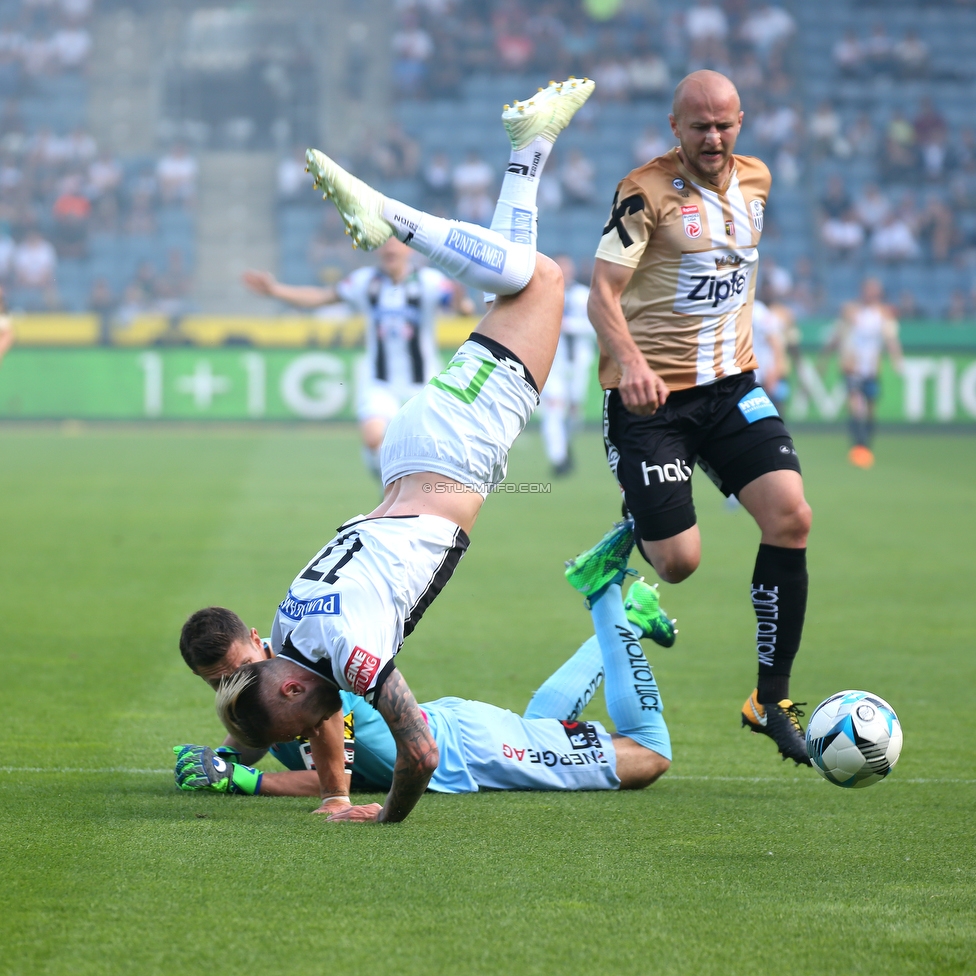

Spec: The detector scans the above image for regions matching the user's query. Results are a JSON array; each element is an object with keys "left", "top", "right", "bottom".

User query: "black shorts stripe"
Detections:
[
  {"left": 467, "top": 332, "right": 540, "bottom": 394},
  {"left": 279, "top": 635, "right": 339, "bottom": 688},
  {"left": 403, "top": 526, "right": 470, "bottom": 638}
]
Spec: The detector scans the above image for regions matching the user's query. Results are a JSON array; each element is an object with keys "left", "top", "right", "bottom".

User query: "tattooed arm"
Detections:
[{"left": 323, "top": 668, "right": 438, "bottom": 824}]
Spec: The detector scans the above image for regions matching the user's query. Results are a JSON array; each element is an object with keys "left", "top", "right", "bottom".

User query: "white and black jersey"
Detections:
[
  {"left": 336, "top": 266, "right": 451, "bottom": 390},
  {"left": 271, "top": 514, "right": 469, "bottom": 701}
]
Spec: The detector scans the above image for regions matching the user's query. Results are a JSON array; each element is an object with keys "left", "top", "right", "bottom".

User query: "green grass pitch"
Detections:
[{"left": 1, "top": 424, "right": 974, "bottom": 976}]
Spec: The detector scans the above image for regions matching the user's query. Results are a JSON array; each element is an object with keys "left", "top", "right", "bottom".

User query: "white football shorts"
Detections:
[
  {"left": 357, "top": 378, "right": 424, "bottom": 424},
  {"left": 380, "top": 336, "right": 540, "bottom": 496}
]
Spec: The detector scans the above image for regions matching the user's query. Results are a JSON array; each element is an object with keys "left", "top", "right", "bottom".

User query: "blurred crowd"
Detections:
[
  {"left": 390, "top": 0, "right": 798, "bottom": 104},
  {"left": 0, "top": 0, "right": 92, "bottom": 96}
]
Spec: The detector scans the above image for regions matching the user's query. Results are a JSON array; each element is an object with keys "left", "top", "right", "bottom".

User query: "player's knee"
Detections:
[
  {"left": 779, "top": 499, "right": 812, "bottom": 546},
  {"left": 629, "top": 752, "right": 671, "bottom": 789},
  {"left": 531, "top": 253, "right": 563, "bottom": 294},
  {"left": 647, "top": 547, "right": 699, "bottom": 583}
]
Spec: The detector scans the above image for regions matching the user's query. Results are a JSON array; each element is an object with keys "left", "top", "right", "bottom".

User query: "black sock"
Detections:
[
  {"left": 752, "top": 544, "right": 808, "bottom": 704},
  {"left": 849, "top": 416, "right": 867, "bottom": 447}
]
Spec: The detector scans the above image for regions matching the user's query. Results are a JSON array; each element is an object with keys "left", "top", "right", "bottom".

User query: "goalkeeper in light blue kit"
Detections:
[{"left": 174, "top": 520, "right": 675, "bottom": 803}]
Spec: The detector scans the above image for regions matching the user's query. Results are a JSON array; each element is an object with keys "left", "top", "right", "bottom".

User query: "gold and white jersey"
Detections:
[{"left": 595, "top": 149, "right": 771, "bottom": 392}]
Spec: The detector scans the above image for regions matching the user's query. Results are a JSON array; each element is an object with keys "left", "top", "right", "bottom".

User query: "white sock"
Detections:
[
  {"left": 381, "top": 197, "right": 535, "bottom": 295},
  {"left": 489, "top": 137, "right": 553, "bottom": 249}
]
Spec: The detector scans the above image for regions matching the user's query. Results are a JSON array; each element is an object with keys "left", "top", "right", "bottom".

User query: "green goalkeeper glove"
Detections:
[{"left": 172, "top": 744, "right": 263, "bottom": 795}]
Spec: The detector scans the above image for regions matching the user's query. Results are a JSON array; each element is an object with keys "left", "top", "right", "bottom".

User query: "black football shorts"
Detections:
[{"left": 603, "top": 371, "right": 801, "bottom": 542}]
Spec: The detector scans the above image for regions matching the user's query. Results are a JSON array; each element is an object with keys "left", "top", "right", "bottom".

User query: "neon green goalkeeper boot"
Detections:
[
  {"left": 564, "top": 518, "right": 635, "bottom": 601},
  {"left": 305, "top": 148, "right": 393, "bottom": 251},
  {"left": 502, "top": 76, "right": 596, "bottom": 151},
  {"left": 624, "top": 577, "right": 677, "bottom": 648}
]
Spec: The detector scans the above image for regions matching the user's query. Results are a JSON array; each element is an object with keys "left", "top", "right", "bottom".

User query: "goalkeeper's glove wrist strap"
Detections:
[{"left": 229, "top": 763, "right": 262, "bottom": 795}]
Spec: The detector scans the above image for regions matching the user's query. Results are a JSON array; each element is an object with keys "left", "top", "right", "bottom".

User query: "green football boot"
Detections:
[
  {"left": 305, "top": 148, "right": 393, "bottom": 251},
  {"left": 564, "top": 518, "right": 635, "bottom": 600},
  {"left": 624, "top": 577, "right": 677, "bottom": 648}
]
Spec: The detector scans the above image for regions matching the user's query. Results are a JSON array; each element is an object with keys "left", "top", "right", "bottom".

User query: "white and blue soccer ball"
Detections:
[{"left": 805, "top": 690, "right": 903, "bottom": 788}]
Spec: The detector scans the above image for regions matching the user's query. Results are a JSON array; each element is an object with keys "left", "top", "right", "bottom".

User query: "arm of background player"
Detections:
[
  {"left": 588, "top": 257, "right": 670, "bottom": 415},
  {"left": 242, "top": 269, "right": 339, "bottom": 308},
  {"left": 308, "top": 710, "right": 355, "bottom": 814},
  {"left": 326, "top": 668, "right": 437, "bottom": 824}
]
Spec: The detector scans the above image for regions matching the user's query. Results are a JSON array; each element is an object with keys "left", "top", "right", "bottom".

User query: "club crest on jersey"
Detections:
[
  {"left": 681, "top": 205, "right": 702, "bottom": 239},
  {"left": 278, "top": 591, "right": 341, "bottom": 620},
  {"left": 672, "top": 178, "right": 685, "bottom": 189},
  {"left": 750, "top": 199, "right": 764, "bottom": 232}
]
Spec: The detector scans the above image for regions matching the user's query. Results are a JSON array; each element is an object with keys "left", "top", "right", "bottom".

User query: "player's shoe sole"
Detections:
[
  {"left": 624, "top": 578, "right": 677, "bottom": 648},
  {"left": 564, "top": 518, "right": 635, "bottom": 597},
  {"left": 502, "top": 77, "right": 595, "bottom": 151},
  {"left": 305, "top": 148, "right": 393, "bottom": 251},
  {"left": 741, "top": 689, "right": 812, "bottom": 766}
]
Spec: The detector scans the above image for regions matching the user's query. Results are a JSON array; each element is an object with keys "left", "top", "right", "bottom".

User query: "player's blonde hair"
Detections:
[{"left": 215, "top": 665, "right": 274, "bottom": 748}]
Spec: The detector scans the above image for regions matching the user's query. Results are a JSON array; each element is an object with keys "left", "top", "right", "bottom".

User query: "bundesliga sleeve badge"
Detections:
[{"left": 681, "top": 205, "right": 703, "bottom": 239}]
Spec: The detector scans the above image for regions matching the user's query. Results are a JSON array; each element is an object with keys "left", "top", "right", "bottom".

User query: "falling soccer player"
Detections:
[{"left": 183, "top": 78, "right": 670, "bottom": 823}]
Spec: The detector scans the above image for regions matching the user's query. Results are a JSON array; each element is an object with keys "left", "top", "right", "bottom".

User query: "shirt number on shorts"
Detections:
[{"left": 429, "top": 357, "right": 496, "bottom": 404}]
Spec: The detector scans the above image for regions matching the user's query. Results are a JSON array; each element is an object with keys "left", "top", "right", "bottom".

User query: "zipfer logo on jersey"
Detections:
[{"left": 642, "top": 458, "right": 692, "bottom": 485}]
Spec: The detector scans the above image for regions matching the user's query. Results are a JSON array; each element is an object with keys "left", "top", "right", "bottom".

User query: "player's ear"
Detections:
[
  {"left": 249, "top": 627, "right": 262, "bottom": 649},
  {"left": 280, "top": 677, "right": 306, "bottom": 700}
]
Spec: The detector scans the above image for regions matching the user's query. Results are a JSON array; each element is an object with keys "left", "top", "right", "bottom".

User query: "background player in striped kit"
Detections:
[
  {"left": 823, "top": 277, "right": 903, "bottom": 469},
  {"left": 243, "top": 239, "right": 473, "bottom": 480},
  {"left": 587, "top": 69, "right": 814, "bottom": 766},
  {"left": 539, "top": 254, "right": 597, "bottom": 476}
]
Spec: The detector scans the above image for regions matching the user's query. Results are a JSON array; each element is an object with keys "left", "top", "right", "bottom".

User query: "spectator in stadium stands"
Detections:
[
  {"left": 821, "top": 208, "right": 864, "bottom": 259},
  {"left": 914, "top": 97, "right": 947, "bottom": 148},
  {"left": 870, "top": 212, "right": 920, "bottom": 263},
  {"left": 88, "top": 276, "right": 115, "bottom": 342},
  {"left": 863, "top": 23, "right": 894, "bottom": 76},
  {"left": 633, "top": 125, "right": 669, "bottom": 167},
  {"left": 537, "top": 161, "right": 563, "bottom": 213},
  {"left": 819, "top": 174, "right": 851, "bottom": 221},
  {"left": 0, "top": 224, "right": 13, "bottom": 281},
  {"left": 739, "top": 4, "right": 795, "bottom": 64},
  {"left": 371, "top": 123, "right": 419, "bottom": 180},
  {"left": 392, "top": 11, "right": 433, "bottom": 94},
  {"left": 951, "top": 128, "right": 976, "bottom": 175},
  {"left": 277, "top": 146, "right": 308, "bottom": 201},
  {"left": 945, "top": 290, "right": 969, "bottom": 322},
  {"left": 895, "top": 289, "right": 922, "bottom": 320},
  {"left": 846, "top": 112, "right": 879, "bottom": 160},
  {"left": 13, "top": 228, "right": 56, "bottom": 289},
  {"left": 452, "top": 150, "right": 494, "bottom": 225},
  {"left": 421, "top": 151, "right": 453, "bottom": 213},
  {"left": 50, "top": 19, "right": 90, "bottom": 71},
  {"left": 494, "top": 12, "right": 534, "bottom": 72},
  {"left": 125, "top": 187, "right": 156, "bottom": 236},
  {"left": 51, "top": 174, "right": 90, "bottom": 258},
  {"left": 753, "top": 101, "right": 798, "bottom": 150},
  {"left": 808, "top": 101, "right": 844, "bottom": 158},
  {"left": 775, "top": 140, "right": 800, "bottom": 187},
  {"left": 628, "top": 38, "right": 670, "bottom": 98},
  {"left": 852, "top": 183, "right": 891, "bottom": 234},
  {"left": 833, "top": 30, "right": 864, "bottom": 78},
  {"left": 685, "top": 0, "right": 729, "bottom": 70},
  {"left": 918, "top": 195, "right": 955, "bottom": 263},
  {"left": 789, "top": 256, "right": 820, "bottom": 318},
  {"left": 560, "top": 148, "right": 596, "bottom": 206},
  {"left": 156, "top": 143, "right": 197, "bottom": 206},
  {"left": 156, "top": 248, "right": 191, "bottom": 319},
  {"left": 894, "top": 29, "right": 929, "bottom": 80},
  {"left": 592, "top": 45, "right": 631, "bottom": 101},
  {"left": 731, "top": 51, "right": 764, "bottom": 97},
  {"left": 881, "top": 111, "right": 917, "bottom": 183},
  {"left": 114, "top": 282, "right": 149, "bottom": 328},
  {"left": 87, "top": 149, "right": 121, "bottom": 201}
]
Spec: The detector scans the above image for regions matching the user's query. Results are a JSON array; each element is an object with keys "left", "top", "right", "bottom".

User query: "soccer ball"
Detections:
[{"left": 805, "top": 690, "right": 903, "bottom": 788}]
